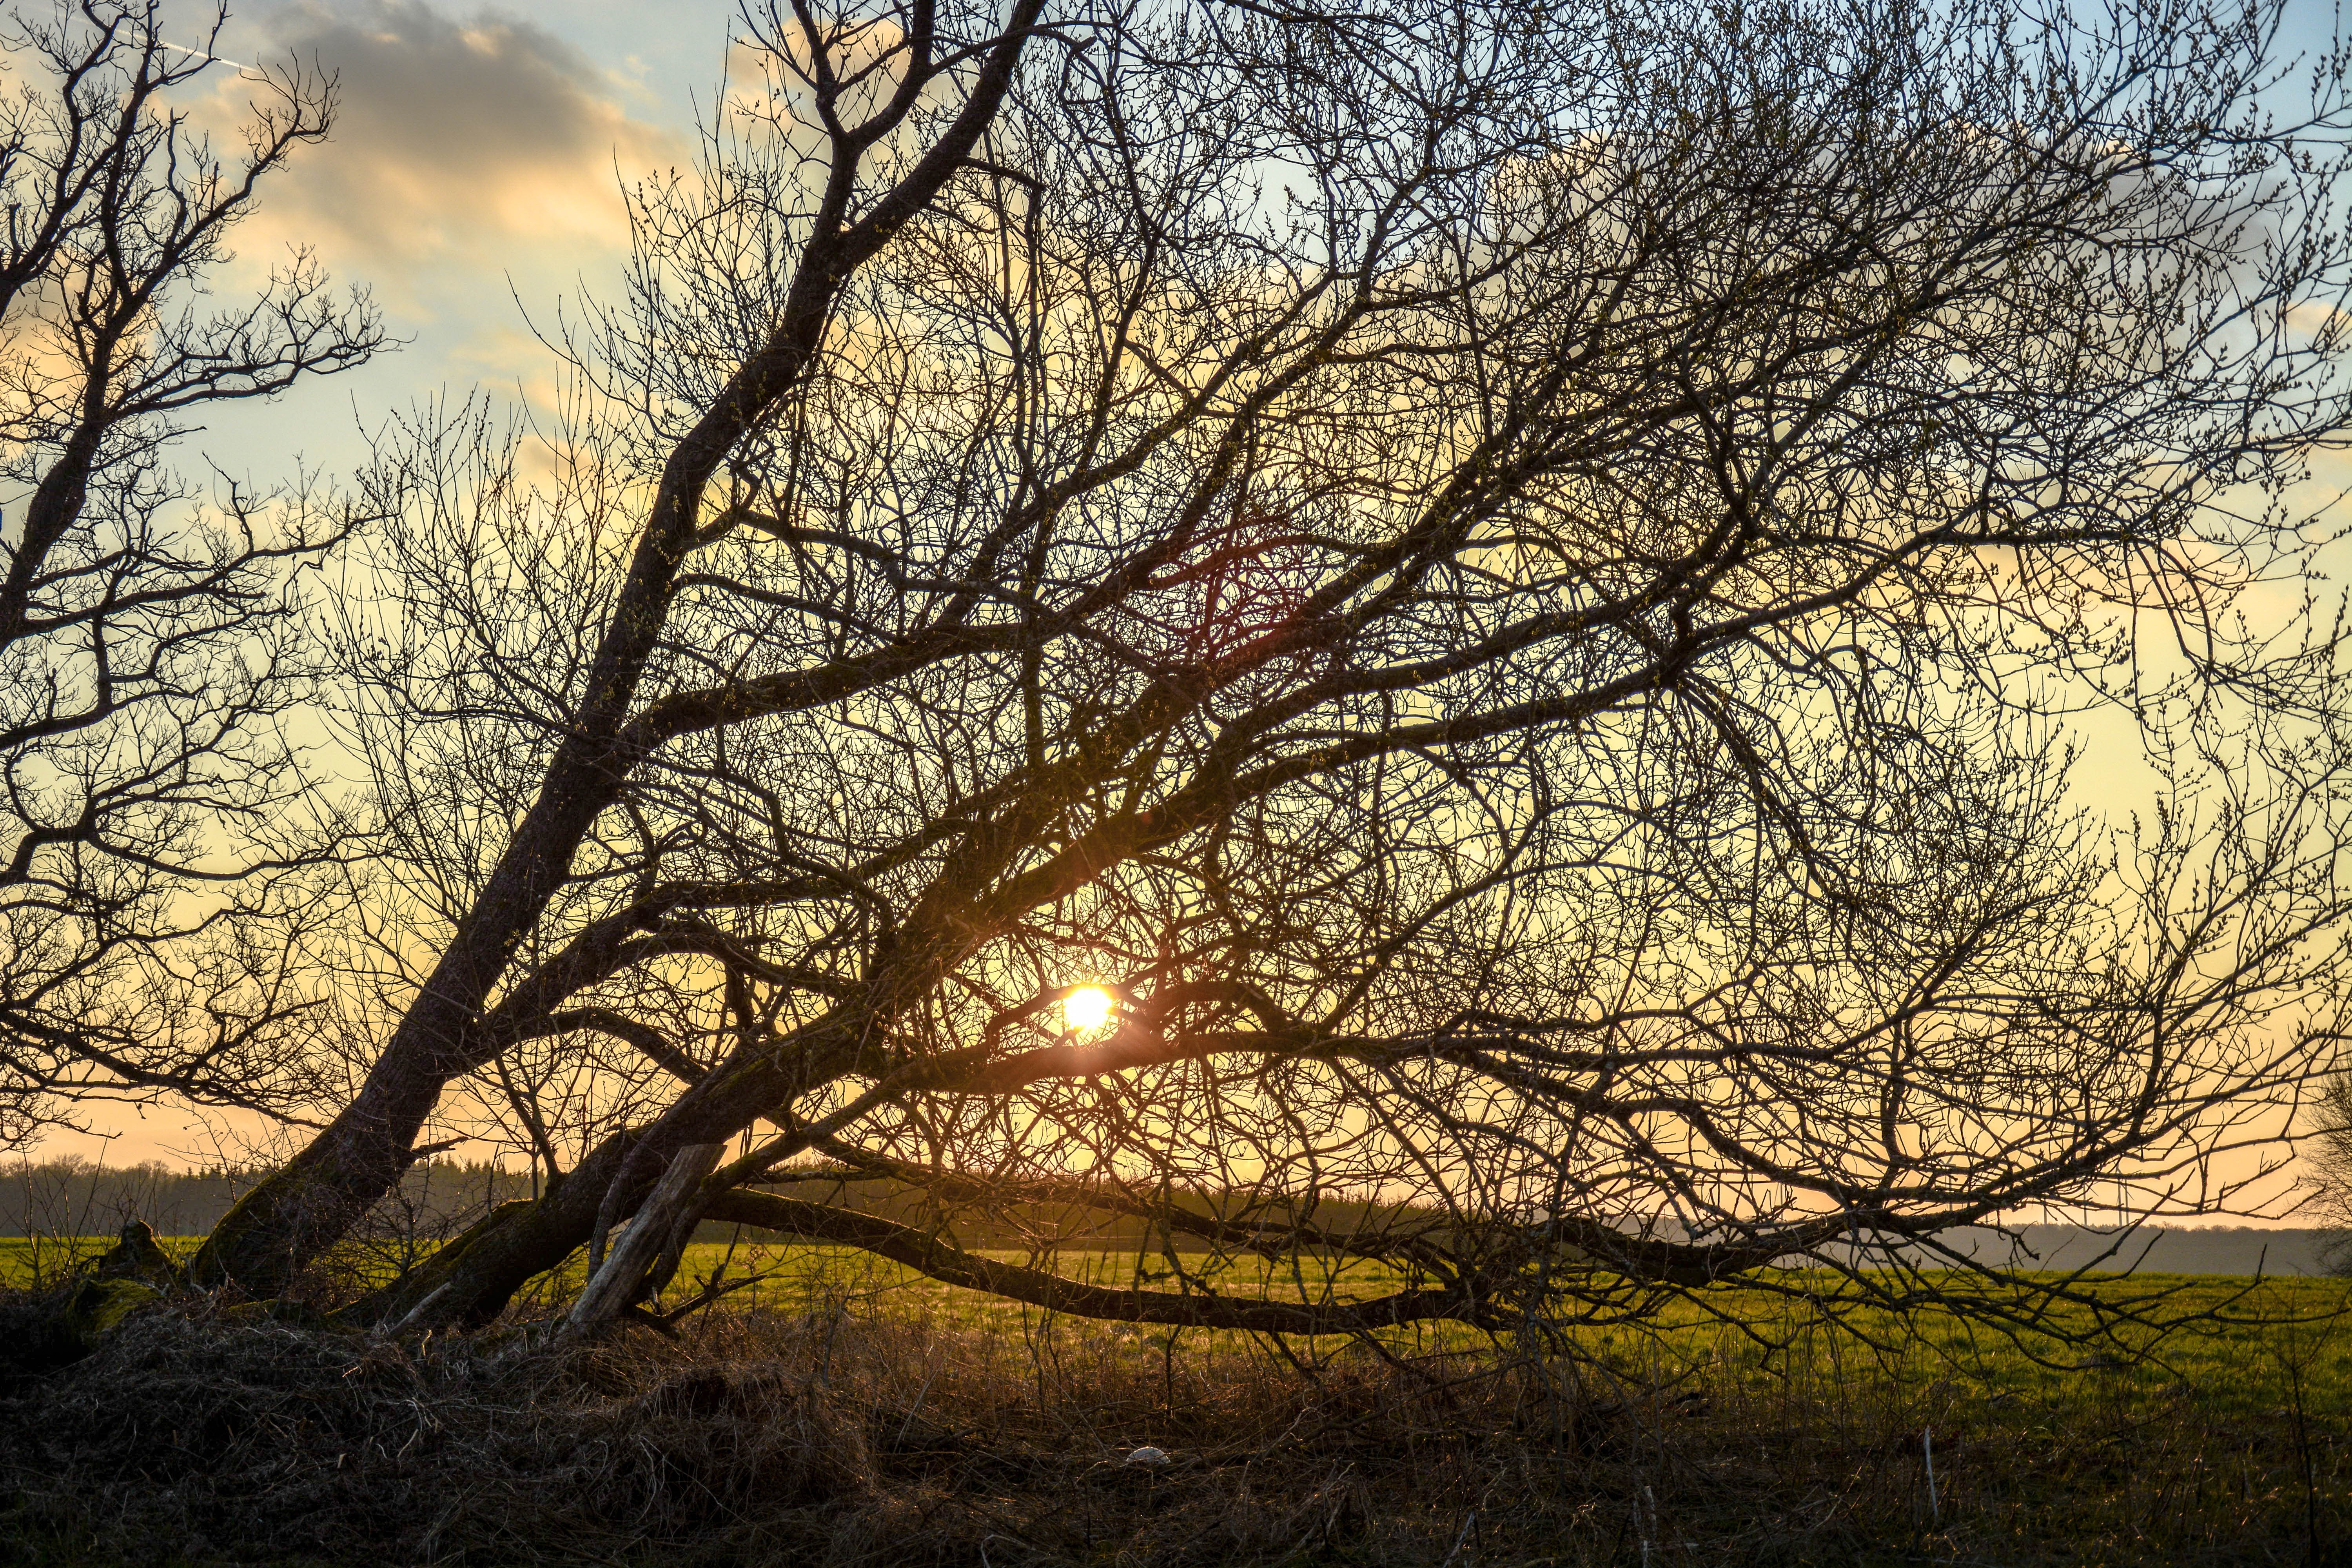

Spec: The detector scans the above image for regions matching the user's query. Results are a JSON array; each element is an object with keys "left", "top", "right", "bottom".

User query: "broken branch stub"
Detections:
[{"left": 561, "top": 1143, "right": 723, "bottom": 1340}]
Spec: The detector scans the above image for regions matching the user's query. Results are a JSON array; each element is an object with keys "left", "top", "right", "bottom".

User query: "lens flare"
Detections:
[{"left": 1063, "top": 985, "right": 1115, "bottom": 1033}]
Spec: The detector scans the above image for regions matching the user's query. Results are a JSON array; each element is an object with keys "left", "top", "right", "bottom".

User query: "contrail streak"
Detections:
[{"left": 162, "top": 41, "right": 251, "bottom": 72}]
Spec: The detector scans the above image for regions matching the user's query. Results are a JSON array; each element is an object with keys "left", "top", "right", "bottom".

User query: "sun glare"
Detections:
[{"left": 1063, "top": 985, "right": 1116, "bottom": 1033}]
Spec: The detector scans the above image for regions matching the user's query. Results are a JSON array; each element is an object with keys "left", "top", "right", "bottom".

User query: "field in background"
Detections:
[
  {"left": 11, "top": 1236, "right": 2352, "bottom": 1563},
  {"left": 12, "top": 1233, "right": 2352, "bottom": 1413}
]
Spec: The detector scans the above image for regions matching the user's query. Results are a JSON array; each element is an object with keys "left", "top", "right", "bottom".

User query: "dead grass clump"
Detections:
[{"left": 0, "top": 1304, "right": 876, "bottom": 1564}]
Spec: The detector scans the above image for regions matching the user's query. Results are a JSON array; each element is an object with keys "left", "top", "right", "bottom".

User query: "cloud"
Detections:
[{"left": 217, "top": 2, "right": 680, "bottom": 276}]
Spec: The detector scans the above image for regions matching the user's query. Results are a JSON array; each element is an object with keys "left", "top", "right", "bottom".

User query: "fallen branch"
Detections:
[{"left": 701, "top": 1188, "right": 1483, "bottom": 1334}]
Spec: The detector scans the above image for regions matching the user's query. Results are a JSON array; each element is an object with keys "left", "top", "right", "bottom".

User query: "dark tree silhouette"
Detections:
[
  {"left": 194, "top": 0, "right": 2352, "bottom": 1336},
  {"left": 0, "top": 2, "right": 380, "bottom": 1145},
  {"left": 2302, "top": 1071, "right": 2352, "bottom": 1270}
]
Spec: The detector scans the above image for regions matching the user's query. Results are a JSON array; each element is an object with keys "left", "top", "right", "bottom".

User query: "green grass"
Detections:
[
  {"left": 10, "top": 1234, "right": 2352, "bottom": 1564},
  {"left": 675, "top": 1241, "right": 2352, "bottom": 1408},
  {"left": 16, "top": 1230, "right": 2347, "bottom": 1414}
]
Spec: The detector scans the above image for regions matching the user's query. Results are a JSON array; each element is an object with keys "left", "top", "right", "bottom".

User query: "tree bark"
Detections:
[
  {"left": 701, "top": 1189, "right": 1484, "bottom": 1333},
  {"left": 562, "top": 1143, "right": 723, "bottom": 1339},
  {"left": 357, "top": 1019, "right": 849, "bottom": 1327}
]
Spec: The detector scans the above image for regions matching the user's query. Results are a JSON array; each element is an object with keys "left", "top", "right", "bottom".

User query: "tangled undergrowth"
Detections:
[{"left": 0, "top": 1282, "right": 2347, "bottom": 1567}]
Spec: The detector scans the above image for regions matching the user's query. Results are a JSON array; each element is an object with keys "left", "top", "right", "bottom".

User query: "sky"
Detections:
[
  {"left": 162, "top": 0, "right": 740, "bottom": 480},
  {"left": 157, "top": 0, "right": 2342, "bottom": 481},
  {"left": 27, "top": 0, "right": 750, "bottom": 1167},
  {"left": 36, "top": 0, "right": 2352, "bottom": 1219}
]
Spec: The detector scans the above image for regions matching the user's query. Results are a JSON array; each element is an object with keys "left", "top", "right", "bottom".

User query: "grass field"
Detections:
[
  {"left": 11, "top": 1231, "right": 2350, "bottom": 1400},
  {"left": 11, "top": 1233, "right": 2352, "bottom": 1563}
]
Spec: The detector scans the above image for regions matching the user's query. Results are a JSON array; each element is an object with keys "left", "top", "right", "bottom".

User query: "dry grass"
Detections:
[{"left": 2, "top": 1254, "right": 2350, "bottom": 1567}]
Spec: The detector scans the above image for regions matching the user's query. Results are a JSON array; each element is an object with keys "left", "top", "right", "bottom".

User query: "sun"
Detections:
[{"left": 1062, "top": 985, "right": 1116, "bottom": 1033}]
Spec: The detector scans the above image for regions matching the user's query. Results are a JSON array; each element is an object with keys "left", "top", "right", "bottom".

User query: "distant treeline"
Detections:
[
  {"left": 1914, "top": 1223, "right": 2345, "bottom": 1278},
  {"left": 2, "top": 1156, "right": 535, "bottom": 1240},
  {"left": 15, "top": 1160, "right": 2330, "bottom": 1276},
  {"left": 1, "top": 1157, "right": 1425, "bottom": 1252}
]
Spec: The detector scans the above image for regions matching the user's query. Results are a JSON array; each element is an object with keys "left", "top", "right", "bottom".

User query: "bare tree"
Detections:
[
  {"left": 195, "top": 0, "right": 2352, "bottom": 1337},
  {"left": 0, "top": 2, "right": 381, "bottom": 1144},
  {"left": 2301, "top": 1069, "right": 2352, "bottom": 1271}
]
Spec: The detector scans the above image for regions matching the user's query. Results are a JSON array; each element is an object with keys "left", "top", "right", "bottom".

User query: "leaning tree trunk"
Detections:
[
  {"left": 190, "top": 929, "right": 537, "bottom": 1293},
  {"left": 353, "top": 1018, "right": 855, "bottom": 1327},
  {"left": 185, "top": 0, "right": 1047, "bottom": 1299}
]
